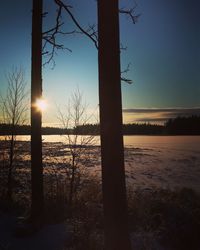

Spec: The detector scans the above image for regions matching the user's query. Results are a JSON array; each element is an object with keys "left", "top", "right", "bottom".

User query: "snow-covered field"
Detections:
[
  {"left": 1, "top": 135, "right": 200, "bottom": 192},
  {"left": 88, "top": 135, "right": 200, "bottom": 192},
  {"left": 123, "top": 136, "right": 200, "bottom": 192},
  {"left": 0, "top": 135, "right": 200, "bottom": 250}
]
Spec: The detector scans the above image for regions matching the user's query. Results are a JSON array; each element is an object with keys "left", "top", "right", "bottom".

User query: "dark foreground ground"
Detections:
[{"left": 0, "top": 141, "right": 200, "bottom": 249}]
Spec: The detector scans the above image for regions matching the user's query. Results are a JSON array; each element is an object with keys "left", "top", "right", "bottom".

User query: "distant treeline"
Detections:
[
  {"left": 0, "top": 116, "right": 200, "bottom": 135},
  {"left": 165, "top": 115, "right": 200, "bottom": 135},
  {"left": 0, "top": 124, "right": 66, "bottom": 136},
  {"left": 74, "top": 123, "right": 164, "bottom": 135}
]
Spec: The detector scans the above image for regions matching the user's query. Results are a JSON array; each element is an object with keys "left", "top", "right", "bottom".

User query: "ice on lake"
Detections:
[{"left": 1, "top": 135, "right": 200, "bottom": 192}]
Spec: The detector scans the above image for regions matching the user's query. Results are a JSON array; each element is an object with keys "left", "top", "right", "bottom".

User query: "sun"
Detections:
[{"left": 35, "top": 98, "right": 48, "bottom": 112}]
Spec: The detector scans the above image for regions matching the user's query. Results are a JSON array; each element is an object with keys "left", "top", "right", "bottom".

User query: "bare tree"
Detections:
[
  {"left": 42, "top": 1, "right": 135, "bottom": 246},
  {"left": 0, "top": 68, "right": 28, "bottom": 200},
  {"left": 31, "top": 0, "right": 135, "bottom": 234},
  {"left": 42, "top": 0, "right": 138, "bottom": 83},
  {"left": 98, "top": 1, "right": 131, "bottom": 249},
  {"left": 57, "top": 89, "right": 97, "bottom": 207}
]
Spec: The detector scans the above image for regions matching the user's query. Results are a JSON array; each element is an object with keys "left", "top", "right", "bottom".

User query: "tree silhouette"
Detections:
[
  {"left": 165, "top": 116, "right": 200, "bottom": 135},
  {"left": 57, "top": 89, "right": 96, "bottom": 207},
  {"left": 53, "top": 0, "right": 137, "bottom": 83},
  {"left": 98, "top": 1, "right": 131, "bottom": 249},
  {"left": 0, "top": 68, "right": 27, "bottom": 200},
  {"left": 30, "top": 0, "right": 43, "bottom": 221}
]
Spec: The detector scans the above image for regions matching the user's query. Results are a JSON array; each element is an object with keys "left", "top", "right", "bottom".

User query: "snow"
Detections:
[
  {"left": 0, "top": 211, "right": 69, "bottom": 250},
  {"left": 1, "top": 135, "right": 200, "bottom": 249}
]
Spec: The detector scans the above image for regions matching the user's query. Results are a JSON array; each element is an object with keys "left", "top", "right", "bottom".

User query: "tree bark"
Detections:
[
  {"left": 98, "top": 1, "right": 131, "bottom": 249},
  {"left": 31, "top": 0, "right": 43, "bottom": 220}
]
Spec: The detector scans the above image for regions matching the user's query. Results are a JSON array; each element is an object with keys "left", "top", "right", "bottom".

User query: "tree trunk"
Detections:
[
  {"left": 7, "top": 133, "right": 14, "bottom": 200},
  {"left": 31, "top": 0, "right": 43, "bottom": 220},
  {"left": 98, "top": 1, "right": 131, "bottom": 249}
]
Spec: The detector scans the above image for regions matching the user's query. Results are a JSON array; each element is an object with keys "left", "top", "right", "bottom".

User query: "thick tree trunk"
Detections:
[
  {"left": 98, "top": 1, "right": 131, "bottom": 249},
  {"left": 31, "top": 0, "right": 43, "bottom": 220}
]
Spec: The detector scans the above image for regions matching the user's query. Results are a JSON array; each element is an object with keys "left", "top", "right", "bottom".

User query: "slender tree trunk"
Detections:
[
  {"left": 31, "top": 0, "right": 43, "bottom": 220},
  {"left": 98, "top": 1, "right": 131, "bottom": 249},
  {"left": 7, "top": 106, "right": 16, "bottom": 200},
  {"left": 7, "top": 133, "right": 14, "bottom": 200},
  {"left": 69, "top": 154, "right": 75, "bottom": 206}
]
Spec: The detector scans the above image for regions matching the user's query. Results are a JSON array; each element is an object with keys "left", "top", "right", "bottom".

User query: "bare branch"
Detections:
[
  {"left": 42, "top": 3, "right": 75, "bottom": 67},
  {"left": 43, "top": 0, "right": 137, "bottom": 82},
  {"left": 119, "top": 2, "right": 141, "bottom": 24},
  {"left": 121, "top": 63, "right": 132, "bottom": 84},
  {"left": 121, "top": 63, "right": 131, "bottom": 74},
  {"left": 120, "top": 77, "right": 132, "bottom": 84},
  {"left": 54, "top": 0, "right": 98, "bottom": 49}
]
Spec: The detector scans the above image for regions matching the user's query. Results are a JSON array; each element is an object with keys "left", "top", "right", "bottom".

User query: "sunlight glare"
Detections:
[{"left": 35, "top": 98, "right": 48, "bottom": 112}]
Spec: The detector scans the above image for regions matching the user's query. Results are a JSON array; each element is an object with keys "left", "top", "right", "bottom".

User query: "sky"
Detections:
[{"left": 0, "top": 0, "right": 199, "bottom": 126}]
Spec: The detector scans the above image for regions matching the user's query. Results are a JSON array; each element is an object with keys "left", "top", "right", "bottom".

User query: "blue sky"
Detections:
[{"left": 0, "top": 0, "right": 199, "bottom": 126}]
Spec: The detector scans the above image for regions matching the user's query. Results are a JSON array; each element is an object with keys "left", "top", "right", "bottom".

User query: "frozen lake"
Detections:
[
  {"left": 1, "top": 135, "right": 200, "bottom": 191},
  {"left": 1, "top": 135, "right": 200, "bottom": 150}
]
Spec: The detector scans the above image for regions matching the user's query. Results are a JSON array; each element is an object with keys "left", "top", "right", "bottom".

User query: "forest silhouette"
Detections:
[{"left": 0, "top": 116, "right": 200, "bottom": 135}]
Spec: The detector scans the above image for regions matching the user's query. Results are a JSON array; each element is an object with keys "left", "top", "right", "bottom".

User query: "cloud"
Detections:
[
  {"left": 134, "top": 117, "right": 168, "bottom": 123},
  {"left": 122, "top": 108, "right": 200, "bottom": 124},
  {"left": 123, "top": 108, "right": 200, "bottom": 114}
]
